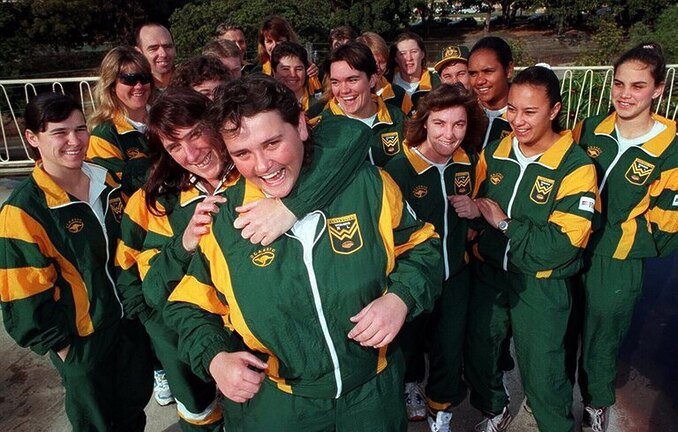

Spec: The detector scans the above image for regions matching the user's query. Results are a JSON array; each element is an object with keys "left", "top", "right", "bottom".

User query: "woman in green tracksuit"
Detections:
[
  {"left": 164, "top": 75, "right": 443, "bottom": 432},
  {"left": 116, "top": 86, "right": 380, "bottom": 430},
  {"left": 569, "top": 43, "right": 677, "bottom": 432},
  {"left": 384, "top": 83, "right": 486, "bottom": 432},
  {"left": 88, "top": 46, "right": 153, "bottom": 197},
  {"left": 0, "top": 93, "right": 152, "bottom": 431},
  {"left": 465, "top": 66, "right": 598, "bottom": 432}
]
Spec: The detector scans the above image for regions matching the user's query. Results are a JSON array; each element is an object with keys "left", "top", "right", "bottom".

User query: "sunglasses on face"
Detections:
[{"left": 118, "top": 72, "right": 152, "bottom": 86}]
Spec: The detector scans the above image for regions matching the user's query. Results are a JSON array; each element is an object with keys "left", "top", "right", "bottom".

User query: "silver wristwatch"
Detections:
[{"left": 497, "top": 218, "right": 511, "bottom": 235}]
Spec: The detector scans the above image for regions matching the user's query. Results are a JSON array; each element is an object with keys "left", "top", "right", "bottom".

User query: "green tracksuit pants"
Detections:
[
  {"left": 49, "top": 319, "right": 153, "bottom": 432},
  {"left": 399, "top": 265, "right": 470, "bottom": 410},
  {"left": 144, "top": 312, "right": 222, "bottom": 432},
  {"left": 465, "top": 262, "right": 575, "bottom": 432},
  {"left": 222, "top": 353, "right": 407, "bottom": 432},
  {"left": 568, "top": 254, "right": 643, "bottom": 408}
]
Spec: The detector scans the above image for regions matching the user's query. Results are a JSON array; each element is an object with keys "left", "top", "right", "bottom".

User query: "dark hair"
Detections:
[
  {"left": 388, "top": 32, "right": 427, "bottom": 76},
  {"left": 614, "top": 42, "right": 667, "bottom": 86},
  {"left": 512, "top": 66, "right": 563, "bottom": 132},
  {"left": 257, "top": 16, "right": 298, "bottom": 65},
  {"left": 328, "top": 41, "right": 377, "bottom": 78},
  {"left": 170, "top": 55, "right": 231, "bottom": 89},
  {"left": 406, "top": 83, "right": 487, "bottom": 155},
  {"left": 271, "top": 42, "right": 309, "bottom": 72},
  {"left": 134, "top": 22, "right": 173, "bottom": 47},
  {"left": 24, "top": 92, "right": 84, "bottom": 159},
  {"left": 329, "top": 26, "right": 357, "bottom": 46},
  {"left": 211, "top": 75, "right": 313, "bottom": 167},
  {"left": 215, "top": 22, "right": 244, "bottom": 37},
  {"left": 145, "top": 87, "right": 231, "bottom": 215},
  {"left": 469, "top": 36, "right": 513, "bottom": 70}
]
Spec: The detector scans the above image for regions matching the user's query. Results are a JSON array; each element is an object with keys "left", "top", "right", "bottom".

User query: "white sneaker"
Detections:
[
  {"left": 583, "top": 406, "right": 609, "bottom": 432},
  {"left": 428, "top": 410, "right": 453, "bottom": 432},
  {"left": 475, "top": 406, "right": 513, "bottom": 432},
  {"left": 153, "top": 369, "right": 175, "bottom": 406},
  {"left": 404, "top": 382, "right": 426, "bottom": 421}
]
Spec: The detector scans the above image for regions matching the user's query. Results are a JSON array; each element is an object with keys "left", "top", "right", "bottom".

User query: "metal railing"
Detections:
[{"left": 1, "top": 66, "right": 676, "bottom": 176}]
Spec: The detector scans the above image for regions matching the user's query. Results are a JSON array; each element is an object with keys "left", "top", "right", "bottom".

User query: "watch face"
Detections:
[{"left": 498, "top": 220, "right": 509, "bottom": 231}]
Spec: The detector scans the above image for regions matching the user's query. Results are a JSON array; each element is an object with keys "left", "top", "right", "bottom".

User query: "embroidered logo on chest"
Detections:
[
  {"left": 530, "top": 176, "right": 555, "bottom": 204},
  {"left": 251, "top": 247, "right": 276, "bottom": 267},
  {"left": 327, "top": 214, "right": 363, "bottom": 255},
  {"left": 586, "top": 146, "right": 603, "bottom": 158},
  {"left": 454, "top": 171, "right": 471, "bottom": 195},
  {"left": 380, "top": 132, "right": 401, "bottom": 156},
  {"left": 412, "top": 185, "right": 428, "bottom": 198},
  {"left": 489, "top": 172, "right": 503, "bottom": 185},
  {"left": 625, "top": 158, "right": 655, "bottom": 186},
  {"left": 66, "top": 218, "right": 84, "bottom": 233},
  {"left": 108, "top": 197, "right": 124, "bottom": 222}
]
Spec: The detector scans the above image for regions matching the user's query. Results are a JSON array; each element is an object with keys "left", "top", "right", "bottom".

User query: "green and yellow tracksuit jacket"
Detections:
[
  {"left": 164, "top": 165, "right": 443, "bottom": 398},
  {"left": 116, "top": 113, "right": 376, "bottom": 316},
  {"left": 481, "top": 108, "right": 512, "bottom": 149},
  {"left": 473, "top": 131, "right": 599, "bottom": 278},
  {"left": 391, "top": 68, "right": 441, "bottom": 116},
  {"left": 377, "top": 76, "right": 413, "bottom": 116},
  {"left": 0, "top": 163, "right": 124, "bottom": 356},
  {"left": 573, "top": 113, "right": 678, "bottom": 258},
  {"left": 313, "top": 96, "right": 406, "bottom": 167},
  {"left": 115, "top": 179, "right": 235, "bottom": 320},
  {"left": 385, "top": 144, "right": 474, "bottom": 280},
  {"left": 88, "top": 111, "right": 150, "bottom": 197}
]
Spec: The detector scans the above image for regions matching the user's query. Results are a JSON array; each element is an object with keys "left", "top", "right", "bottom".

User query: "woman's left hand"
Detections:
[
  {"left": 475, "top": 198, "right": 508, "bottom": 228},
  {"left": 234, "top": 198, "right": 297, "bottom": 246},
  {"left": 307, "top": 63, "right": 319, "bottom": 78}
]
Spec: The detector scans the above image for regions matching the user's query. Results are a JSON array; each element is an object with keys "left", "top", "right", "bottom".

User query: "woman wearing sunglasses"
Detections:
[{"left": 88, "top": 46, "right": 154, "bottom": 197}]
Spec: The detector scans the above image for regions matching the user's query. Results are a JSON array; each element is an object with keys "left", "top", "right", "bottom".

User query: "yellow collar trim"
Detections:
[
  {"left": 594, "top": 112, "right": 676, "bottom": 157},
  {"left": 328, "top": 95, "right": 393, "bottom": 125}
]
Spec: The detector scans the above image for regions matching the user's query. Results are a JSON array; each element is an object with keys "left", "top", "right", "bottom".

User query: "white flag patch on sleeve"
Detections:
[{"left": 579, "top": 196, "right": 595, "bottom": 213}]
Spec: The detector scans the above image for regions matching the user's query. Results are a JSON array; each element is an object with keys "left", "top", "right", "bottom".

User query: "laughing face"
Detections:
[
  {"left": 161, "top": 124, "right": 224, "bottom": 186},
  {"left": 274, "top": 55, "right": 307, "bottom": 98},
  {"left": 507, "top": 83, "right": 560, "bottom": 150},
  {"left": 114, "top": 67, "right": 152, "bottom": 114},
  {"left": 223, "top": 110, "right": 307, "bottom": 198},
  {"left": 25, "top": 110, "right": 89, "bottom": 174},
  {"left": 330, "top": 60, "right": 377, "bottom": 119}
]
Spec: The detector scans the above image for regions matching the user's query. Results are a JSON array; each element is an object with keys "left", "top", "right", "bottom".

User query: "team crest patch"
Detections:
[
  {"left": 66, "top": 218, "right": 84, "bottom": 233},
  {"left": 126, "top": 148, "right": 146, "bottom": 159},
  {"left": 586, "top": 146, "right": 602, "bottom": 158},
  {"left": 412, "top": 185, "right": 428, "bottom": 198},
  {"left": 327, "top": 214, "right": 363, "bottom": 255},
  {"left": 250, "top": 247, "right": 276, "bottom": 267},
  {"left": 454, "top": 172, "right": 471, "bottom": 195},
  {"left": 489, "top": 172, "right": 503, "bottom": 185},
  {"left": 380, "top": 132, "right": 401, "bottom": 156},
  {"left": 625, "top": 158, "right": 655, "bottom": 186},
  {"left": 108, "top": 197, "right": 124, "bottom": 222},
  {"left": 530, "top": 176, "right": 555, "bottom": 204}
]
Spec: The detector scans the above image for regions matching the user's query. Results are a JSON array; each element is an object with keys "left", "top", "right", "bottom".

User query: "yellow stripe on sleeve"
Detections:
[
  {"left": 115, "top": 240, "right": 140, "bottom": 271},
  {"left": 1, "top": 205, "right": 93, "bottom": 336},
  {"left": 136, "top": 248, "right": 160, "bottom": 280},
  {"left": 473, "top": 151, "right": 488, "bottom": 198},
  {"left": 168, "top": 274, "right": 230, "bottom": 316},
  {"left": 0, "top": 266, "right": 57, "bottom": 301},
  {"left": 87, "top": 135, "right": 124, "bottom": 161},
  {"left": 547, "top": 210, "right": 593, "bottom": 248},
  {"left": 555, "top": 164, "right": 598, "bottom": 201}
]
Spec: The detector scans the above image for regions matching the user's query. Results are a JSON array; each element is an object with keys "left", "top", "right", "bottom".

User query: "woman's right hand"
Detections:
[
  {"left": 209, "top": 351, "right": 267, "bottom": 403},
  {"left": 182, "top": 195, "right": 227, "bottom": 252}
]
